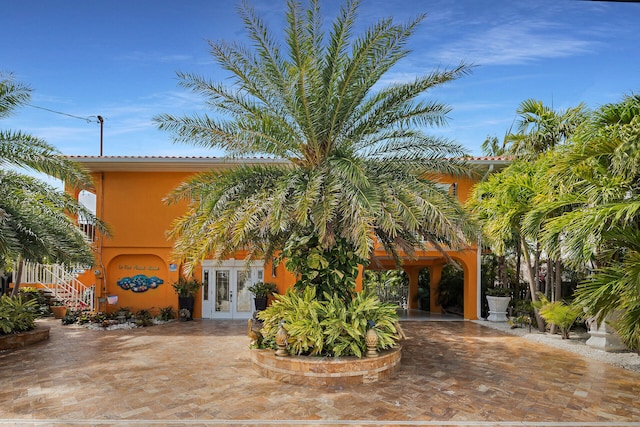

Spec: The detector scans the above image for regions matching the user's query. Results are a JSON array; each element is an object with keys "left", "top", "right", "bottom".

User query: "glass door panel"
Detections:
[
  {"left": 214, "top": 270, "right": 231, "bottom": 317},
  {"left": 236, "top": 271, "right": 252, "bottom": 313},
  {"left": 202, "top": 264, "right": 264, "bottom": 319},
  {"left": 201, "top": 269, "right": 213, "bottom": 318}
]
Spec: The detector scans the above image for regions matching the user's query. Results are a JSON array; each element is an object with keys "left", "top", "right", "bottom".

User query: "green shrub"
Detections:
[
  {"left": 281, "top": 233, "right": 367, "bottom": 302},
  {"left": 135, "top": 309, "right": 153, "bottom": 326},
  {"left": 257, "top": 287, "right": 400, "bottom": 357},
  {"left": 247, "top": 282, "right": 277, "bottom": 298},
  {"left": 18, "top": 287, "right": 50, "bottom": 317},
  {"left": 534, "top": 294, "right": 582, "bottom": 339},
  {"left": 61, "top": 309, "right": 81, "bottom": 325},
  {"left": 157, "top": 306, "right": 175, "bottom": 321},
  {"left": 0, "top": 295, "right": 38, "bottom": 334},
  {"left": 172, "top": 277, "right": 202, "bottom": 297},
  {"left": 437, "top": 264, "right": 465, "bottom": 309}
]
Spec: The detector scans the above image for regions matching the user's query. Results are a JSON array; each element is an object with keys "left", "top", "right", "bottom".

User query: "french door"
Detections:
[{"left": 201, "top": 260, "right": 264, "bottom": 319}]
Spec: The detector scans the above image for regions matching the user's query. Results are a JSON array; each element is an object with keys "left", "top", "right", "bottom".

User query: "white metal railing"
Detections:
[
  {"left": 19, "top": 261, "right": 95, "bottom": 311},
  {"left": 78, "top": 219, "right": 96, "bottom": 243}
]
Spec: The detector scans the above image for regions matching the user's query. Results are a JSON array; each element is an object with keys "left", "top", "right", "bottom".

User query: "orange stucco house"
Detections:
[{"left": 67, "top": 156, "right": 508, "bottom": 321}]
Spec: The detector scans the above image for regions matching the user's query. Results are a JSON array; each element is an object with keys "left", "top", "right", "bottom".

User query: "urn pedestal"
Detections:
[
  {"left": 486, "top": 296, "right": 511, "bottom": 322},
  {"left": 586, "top": 312, "right": 626, "bottom": 352}
]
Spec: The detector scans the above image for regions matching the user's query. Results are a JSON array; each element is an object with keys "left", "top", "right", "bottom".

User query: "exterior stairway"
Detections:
[{"left": 18, "top": 261, "right": 95, "bottom": 311}]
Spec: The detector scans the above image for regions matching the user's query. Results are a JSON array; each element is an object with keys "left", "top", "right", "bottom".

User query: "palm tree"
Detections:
[
  {"left": 480, "top": 135, "right": 506, "bottom": 157},
  {"left": 467, "top": 160, "right": 546, "bottom": 300},
  {"left": 501, "top": 99, "right": 587, "bottom": 303},
  {"left": 505, "top": 99, "right": 587, "bottom": 160},
  {"left": 0, "top": 72, "right": 104, "bottom": 294},
  {"left": 539, "top": 94, "right": 640, "bottom": 352},
  {"left": 155, "top": 0, "right": 476, "bottom": 295}
]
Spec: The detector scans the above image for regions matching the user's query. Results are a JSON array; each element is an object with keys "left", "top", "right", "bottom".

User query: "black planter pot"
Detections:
[
  {"left": 254, "top": 297, "right": 268, "bottom": 312},
  {"left": 178, "top": 296, "right": 195, "bottom": 320}
]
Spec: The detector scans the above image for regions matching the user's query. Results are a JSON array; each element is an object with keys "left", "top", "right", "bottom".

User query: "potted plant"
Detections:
[
  {"left": 172, "top": 277, "right": 201, "bottom": 321},
  {"left": 247, "top": 282, "right": 277, "bottom": 311},
  {"left": 50, "top": 300, "right": 67, "bottom": 319},
  {"left": 486, "top": 287, "right": 511, "bottom": 322}
]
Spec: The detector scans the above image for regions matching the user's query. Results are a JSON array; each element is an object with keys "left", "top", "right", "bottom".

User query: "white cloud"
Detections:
[
  {"left": 433, "top": 21, "right": 598, "bottom": 66},
  {"left": 116, "top": 51, "right": 194, "bottom": 63}
]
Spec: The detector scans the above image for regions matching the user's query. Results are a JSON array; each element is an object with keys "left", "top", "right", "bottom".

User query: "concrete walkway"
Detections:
[{"left": 1, "top": 318, "right": 639, "bottom": 426}]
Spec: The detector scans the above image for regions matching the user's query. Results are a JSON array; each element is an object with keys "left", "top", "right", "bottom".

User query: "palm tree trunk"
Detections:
[
  {"left": 10, "top": 257, "right": 24, "bottom": 297},
  {"left": 515, "top": 242, "right": 521, "bottom": 298},
  {"left": 554, "top": 259, "right": 562, "bottom": 300},
  {"left": 534, "top": 243, "right": 540, "bottom": 293},
  {"left": 520, "top": 236, "right": 545, "bottom": 331},
  {"left": 548, "top": 258, "right": 555, "bottom": 301},
  {"left": 498, "top": 255, "right": 507, "bottom": 288},
  {"left": 547, "top": 258, "right": 557, "bottom": 334}
]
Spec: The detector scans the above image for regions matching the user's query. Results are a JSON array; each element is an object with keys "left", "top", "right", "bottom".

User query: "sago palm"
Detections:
[{"left": 156, "top": 0, "right": 476, "bottom": 280}]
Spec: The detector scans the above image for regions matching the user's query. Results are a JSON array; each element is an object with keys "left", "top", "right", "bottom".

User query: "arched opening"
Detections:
[
  {"left": 434, "top": 264, "right": 464, "bottom": 317},
  {"left": 366, "top": 249, "right": 478, "bottom": 319},
  {"left": 363, "top": 269, "right": 409, "bottom": 308}
]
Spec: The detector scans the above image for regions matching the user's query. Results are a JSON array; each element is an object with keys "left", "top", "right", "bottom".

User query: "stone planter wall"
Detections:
[
  {"left": 0, "top": 326, "right": 50, "bottom": 351},
  {"left": 250, "top": 346, "right": 402, "bottom": 386}
]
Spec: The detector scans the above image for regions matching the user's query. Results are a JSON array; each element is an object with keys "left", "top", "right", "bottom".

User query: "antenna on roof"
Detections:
[{"left": 97, "top": 116, "right": 104, "bottom": 157}]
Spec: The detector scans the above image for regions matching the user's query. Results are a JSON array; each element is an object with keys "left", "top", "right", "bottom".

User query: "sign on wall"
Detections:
[{"left": 116, "top": 274, "right": 164, "bottom": 293}]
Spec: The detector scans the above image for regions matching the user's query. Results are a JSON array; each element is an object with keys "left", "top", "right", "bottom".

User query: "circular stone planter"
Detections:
[
  {"left": 250, "top": 346, "right": 402, "bottom": 386},
  {"left": 0, "top": 326, "right": 50, "bottom": 351}
]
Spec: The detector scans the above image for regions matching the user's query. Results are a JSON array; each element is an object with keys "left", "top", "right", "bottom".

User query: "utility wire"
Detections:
[{"left": 26, "top": 103, "right": 101, "bottom": 123}]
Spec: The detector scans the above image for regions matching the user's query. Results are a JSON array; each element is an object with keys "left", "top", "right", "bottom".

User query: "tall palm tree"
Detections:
[
  {"left": 467, "top": 160, "right": 547, "bottom": 302},
  {"left": 505, "top": 99, "right": 587, "bottom": 160},
  {"left": 539, "top": 94, "right": 640, "bottom": 352},
  {"left": 155, "top": 0, "right": 476, "bottom": 292},
  {"left": 501, "top": 99, "right": 587, "bottom": 302},
  {"left": 0, "top": 73, "right": 103, "bottom": 294}
]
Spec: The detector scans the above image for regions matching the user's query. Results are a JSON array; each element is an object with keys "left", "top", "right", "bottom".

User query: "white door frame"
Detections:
[{"left": 201, "top": 259, "right": 264, "bottom": 319}]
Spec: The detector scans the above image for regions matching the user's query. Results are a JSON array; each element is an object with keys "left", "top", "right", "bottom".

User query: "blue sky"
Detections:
[{"left": 2, "top": 0, "right": 639, "bottom": 158}]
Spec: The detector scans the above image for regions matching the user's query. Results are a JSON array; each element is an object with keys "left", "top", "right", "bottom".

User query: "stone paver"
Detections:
[{"left": 1, "top": 318, "right": 639, "bottom": 426}]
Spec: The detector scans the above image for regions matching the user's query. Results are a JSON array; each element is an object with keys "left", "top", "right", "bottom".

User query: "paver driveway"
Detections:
[{"left": 1, "top": 318, "right": 639, "bottom": 426}]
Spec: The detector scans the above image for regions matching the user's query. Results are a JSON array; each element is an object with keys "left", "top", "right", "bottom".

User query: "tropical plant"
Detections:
[
  {"left": 282, "top": 233, "right": 364, "bottom": 301},
  {"left": 257, "top": 287, "right": 399, "bottom": 357},
  {"left": 363, "top": 269, "right": 408, "bottom": 305},
  {"left": 0, "top": 72, "right": 107, "bottom": 294},
  {"left": 533, "top": 294, "right": 581, "bottom": 339},
  {"left": 18, "top": 286, "right": 49, "bottom": 316},
  {"left": 61, "top": 309, "right": 82, "bottom": 325},
  {"left": 259, "top": 287, "right": 325, "bottom": 355},
  {"left": 157, "top": 305, "right": 175, "bottom": 321},
  {"left": 156, "top": 0, "right": 476, "bottom": 286},
  {"left": 485, "top": 287, "right": 512, "bottom": 297},
  {"left": 0, "top": 295, "right": 38, "bottom": 334},
  {"left": 171, "top": 276, "right": 202, "bottom": 297},
  {"left": 480, "top": 135, "right": 506, "bottom": 157},
  {"left": 535, "top": 94, "right": 640, "bottom": 352},
  {"left": 321, "top": 290, "right": 399, "bottom": 357},
  {"left": 504, "top": 98, "right": 587, "bottom": 160},
  {"left": 467, "top": 161, "right": 544, "bottom": 301},
  {"left": 499, "top": 100, "right": 587, "bottom": 304},
  {"left": 436, "top": 264, "right": 464, "bottom": 311},
  {"left": 135, "top": 309, "right": 153, "bottom": 327},
  {"left": 247, "top": 281, "right": 277, "bottom": 298}
]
